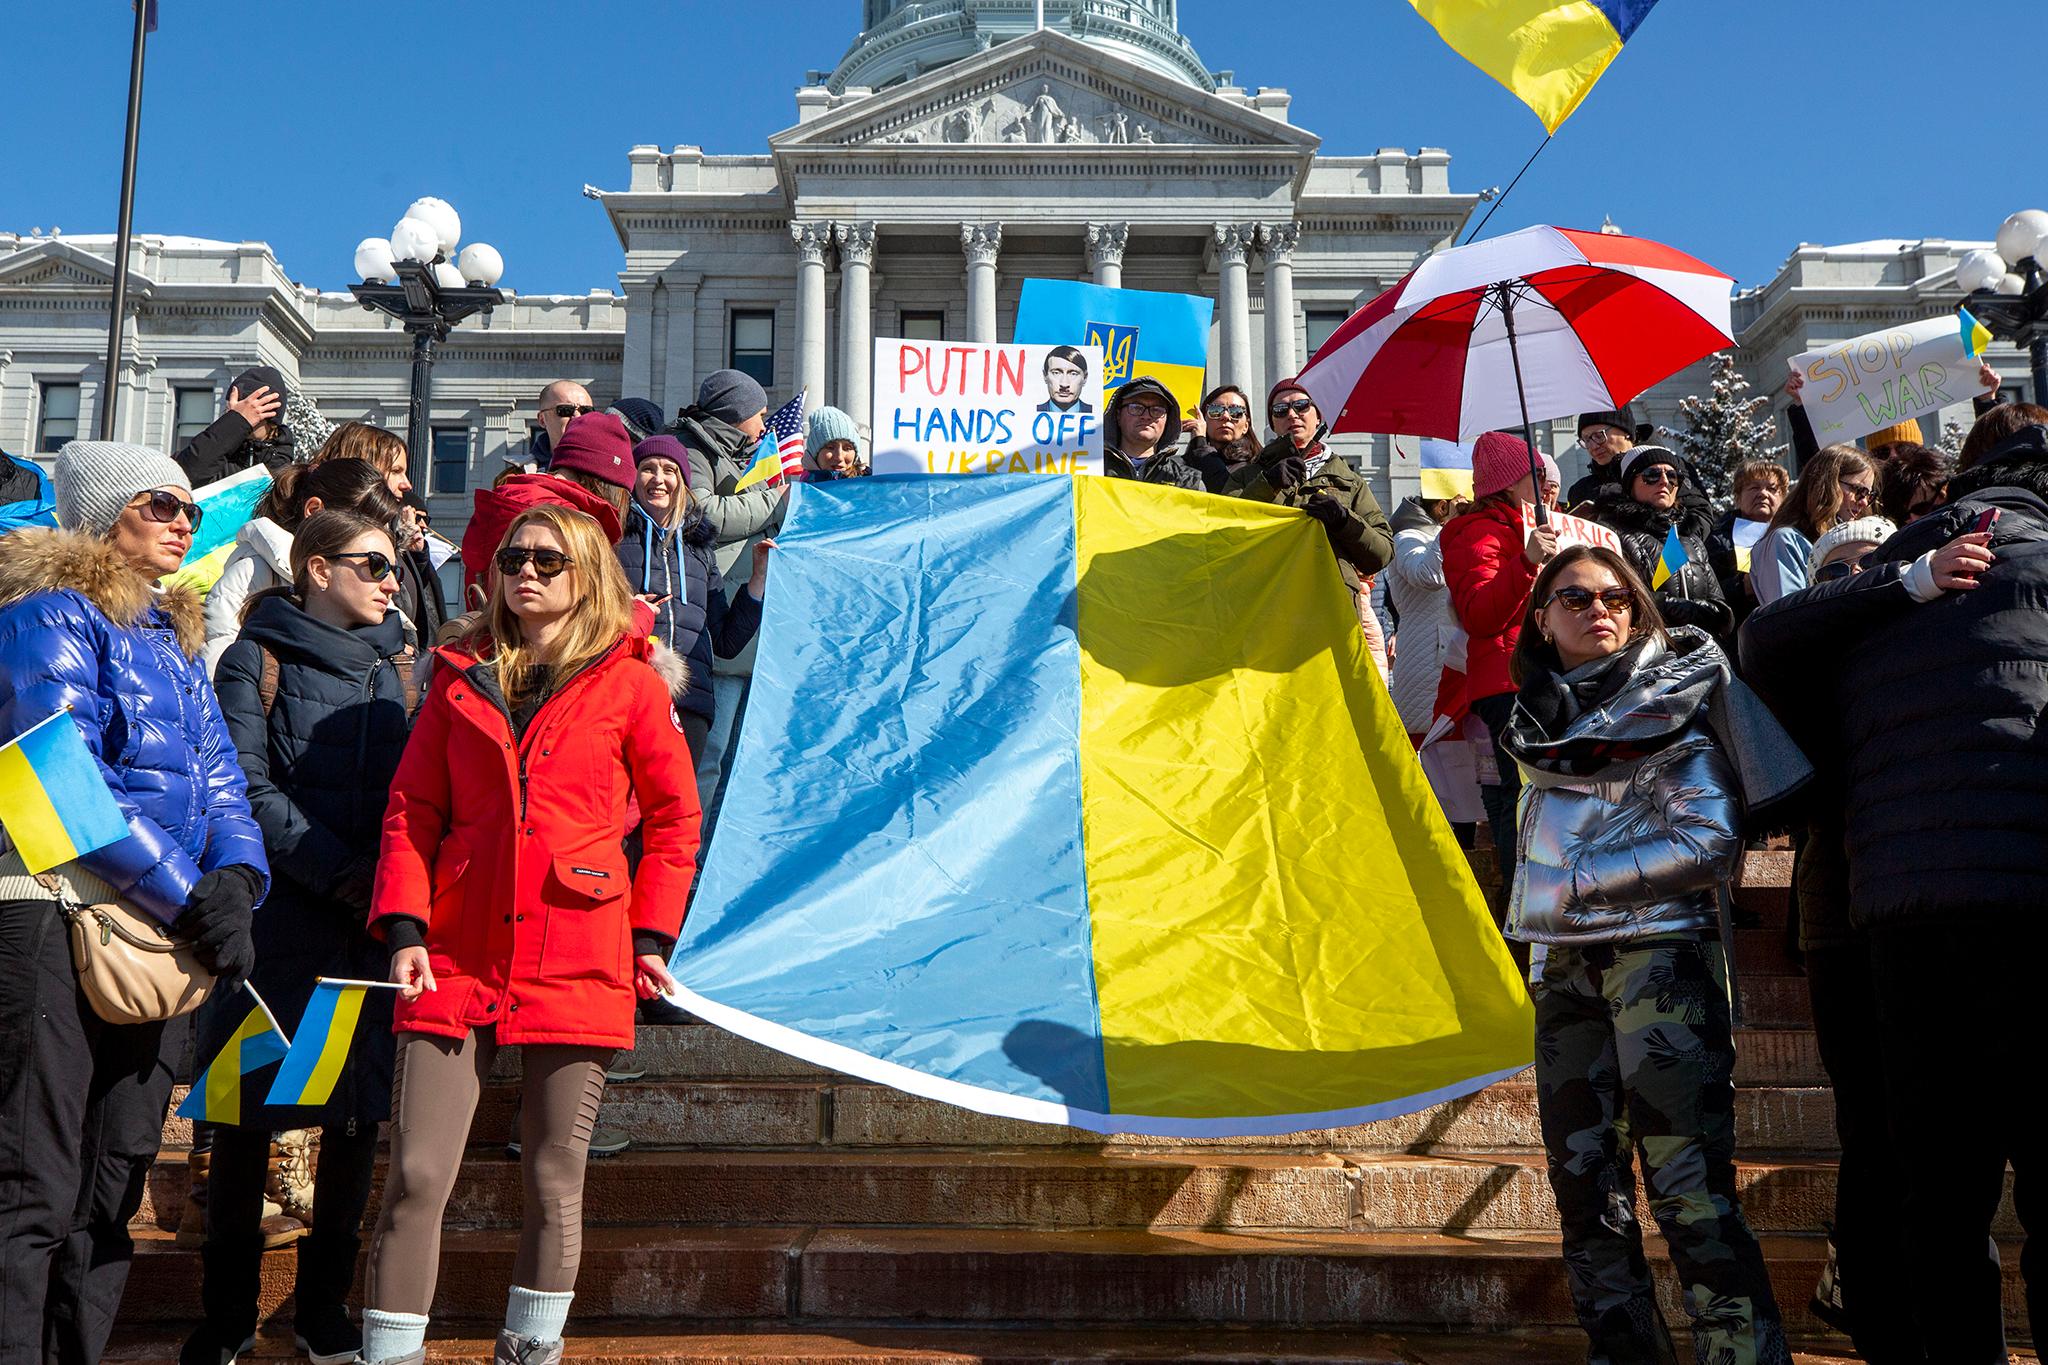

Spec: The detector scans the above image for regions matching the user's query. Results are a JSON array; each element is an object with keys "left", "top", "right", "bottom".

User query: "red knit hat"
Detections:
[
  {"left": 1471, "top": 431, "right": 1539, "bottom": 500},
  {"left": 1268, "top": 376, "right": 1315, "bottom": 412},
  {"left": 547, "top": 411, "right": 635, "bottom": 489}
]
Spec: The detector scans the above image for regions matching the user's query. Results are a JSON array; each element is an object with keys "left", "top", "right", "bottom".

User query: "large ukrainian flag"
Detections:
[
  {"left": 1409, "top": 0, "right": 1661, "bottom": 134},
  {"left": 160, "top": 464, "right": 272, "bottom": 596},
  {"left": 667, "top": 477, "right": 1532, "bottom": 1137}
]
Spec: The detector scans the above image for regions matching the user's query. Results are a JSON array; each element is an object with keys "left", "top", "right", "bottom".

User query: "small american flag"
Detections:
[{"left": 768, "top": 393, "right": 808, "bottom": 482}]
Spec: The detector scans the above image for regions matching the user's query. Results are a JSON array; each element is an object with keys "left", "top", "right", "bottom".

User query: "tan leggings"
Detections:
[{"left": 365, "top": 1028, "right": 608, "bottom": 1314}]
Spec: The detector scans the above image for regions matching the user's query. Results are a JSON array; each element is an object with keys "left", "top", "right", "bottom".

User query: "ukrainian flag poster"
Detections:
[
  {"left": 1013, "top": 280, "right": 1214, "bottom": 428},
  {"left": 666, "top": 477, "right": 1533, "bottom": 1138}
]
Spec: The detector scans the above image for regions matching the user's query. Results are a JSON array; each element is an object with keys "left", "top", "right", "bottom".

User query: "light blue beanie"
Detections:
[{"left": 804, "top": 406, "right": 862, "bottom": 463}]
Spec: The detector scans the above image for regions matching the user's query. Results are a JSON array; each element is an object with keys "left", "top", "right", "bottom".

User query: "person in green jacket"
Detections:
[{"left": 1226, "top": 377, "right": 1395, "bottom": 591}]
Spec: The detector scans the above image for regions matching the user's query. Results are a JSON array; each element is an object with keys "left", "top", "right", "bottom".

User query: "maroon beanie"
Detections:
[
  {"left": 547, "top": 412, "right": 635, "bottom": 489},
  {"left": 1471, "top": 431, "right": 1539, "bottom": 500}
]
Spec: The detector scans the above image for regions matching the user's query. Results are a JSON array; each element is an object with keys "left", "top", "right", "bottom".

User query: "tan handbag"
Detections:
[{"left": 40, "top": 873, "right": 215, "bottom": 1024}]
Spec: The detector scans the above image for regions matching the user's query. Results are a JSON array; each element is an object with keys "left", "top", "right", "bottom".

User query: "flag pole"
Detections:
[{"left": 98, "top": 1, "right": 151, "bottom": 441}]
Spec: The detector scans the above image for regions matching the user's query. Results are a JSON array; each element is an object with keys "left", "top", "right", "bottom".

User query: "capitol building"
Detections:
[{"left": 0, "top": 0, "right": 2029, "bottom": 530}]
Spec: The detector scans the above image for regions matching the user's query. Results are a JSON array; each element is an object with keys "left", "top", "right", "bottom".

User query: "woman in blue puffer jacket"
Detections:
[
  {"left": 613, "top": 435, "right": 764, "bottom": 761},
  {"left": 0, "top": 441, "right": 268, "bottom": 1365}
]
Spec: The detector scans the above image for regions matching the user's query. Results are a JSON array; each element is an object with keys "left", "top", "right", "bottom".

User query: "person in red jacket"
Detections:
[
  {"left": 361, "top": 503, "right": 700, "bottom": 1365},
  {"left": 456, "top": 412, "right": 636, "bottom": 607},
  {"left": 1439, "top": 431, "right": 1558, "bottom": 891}
]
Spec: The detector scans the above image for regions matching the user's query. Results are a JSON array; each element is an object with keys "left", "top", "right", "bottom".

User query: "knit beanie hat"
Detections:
[
  {"left": 1471, "top": 431, "right": 1537, "bottom": 500},
  {"left": 229, "top": 364, "right": 289, "bottom": 410},
  {"left": 1538, "top": 452, "right": 1560, "bottom": 490},
  {"left": 54, "top": 441, "right": 192, "bottom": 535},
  {"left": 1267, "top": 377, "right": 1314, "bottom": 412},
  {"left": 1807, "top": 515, "right": 1899, "bottom": 577},
  {"left": 804, "top": 406, "right": 862, "bottom": 462},
  {"left": 1578, "top": 405, "right": 1636, "bottom": 438},
  {"left": 609, "top": 398, "right": 665, "bottom": 442},
  {"left": 1619, "top": 445, "right": 1684, "bottom": 485},
  {"left": 546, "top": 412, "right": 635, "bottom": 489},
  {"left": 633, "top": 434, "right": 689, "bottom": 469},
  {"left": 696, "top": 369, "right": 769, "bottom": 427},
  {"left": 1866, "top": 419, "right": 1924, "bottom": 449}
]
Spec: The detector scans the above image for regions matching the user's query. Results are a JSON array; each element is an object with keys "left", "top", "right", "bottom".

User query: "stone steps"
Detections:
[{"left": 119, "top": 1225, "right": 2033, "bottom": 1336}]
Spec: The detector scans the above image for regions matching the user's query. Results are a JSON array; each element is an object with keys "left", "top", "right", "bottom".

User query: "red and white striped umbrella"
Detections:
[{"left": 1296, "top": 225, "right": 1734, "bottom": 445}]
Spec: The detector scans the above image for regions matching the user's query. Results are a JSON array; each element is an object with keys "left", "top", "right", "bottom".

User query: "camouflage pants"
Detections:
[{"left": 1533, "top": 934, "right": 1789, "bottom": 1365}]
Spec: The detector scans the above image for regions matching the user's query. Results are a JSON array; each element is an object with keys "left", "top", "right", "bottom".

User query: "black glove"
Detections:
[
  {"left": 1302, "top": 495, "right": 1347, "bottom": 529},
  {"left": 1267, "top": 455, "right": 1308, "bottom": 490},
  {"left": 332, "top": 853, "right": 377, "bottom": 914},
  {"left": 179, "top": 865, "right": 263, "bottom": 986}
]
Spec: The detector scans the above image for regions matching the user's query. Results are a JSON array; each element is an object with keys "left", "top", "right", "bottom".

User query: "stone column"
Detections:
[
  {"left": 835, "top": 221, "right": 878, "bottom": 424},
  {"left": 1259, "top": 221, "right": 1302, "bottom": 385},
  {"left": 1085, "top": 222, "right": 1128, "bottom": 289},
  {"left": 660, "top": 274, "right": 701, "bottom": 418},
  {"left": 961, "top": 223, "right": 1003, "bottom": 343},
  {"left": 791, "top": 220, "right": 832, "bottom": 405},
  {"left": 1214, "top": 224, "right": 1255, "bottom": 388}
]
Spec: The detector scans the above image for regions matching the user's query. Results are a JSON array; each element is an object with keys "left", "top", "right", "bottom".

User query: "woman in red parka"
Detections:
[
  {"left": 362, "top": 503, "right": 700, "bottom": 1365},
  {"left": 1438, "top": 432, "right": 1558, "bottom": 891}
]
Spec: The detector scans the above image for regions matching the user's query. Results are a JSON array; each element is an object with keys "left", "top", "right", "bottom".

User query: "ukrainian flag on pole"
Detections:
[
  {"left": 266, "top": 979, "right": 379, "bottom": 1108},
  {"left": 0, "top": 711, "right": 128, "bottom": 874},
  {"left": 178, "top": 987, "right": 290, "bottom": 1125},
  {"left": 1653, "top": 523, "right": 1689, "bottom": 589},
  {"left": 1408, "top": 0, "right": 1661, "bottom": 133}
]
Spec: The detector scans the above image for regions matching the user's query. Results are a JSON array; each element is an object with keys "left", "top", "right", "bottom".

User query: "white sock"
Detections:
[
  {"left": 361, "top": 1309, "right": 428, "bottom": 1363},
  {"left": 503, "top": 1286, "right": 574, "bottom": 1345}
]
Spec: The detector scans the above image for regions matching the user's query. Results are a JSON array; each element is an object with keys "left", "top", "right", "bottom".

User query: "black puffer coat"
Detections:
[
  {"left": 1592, "top": 478, "right": 1733, "bottom": 639},
  {"left": 1739, "top": 438, "right": 2048, "bottom": 929},
  {"left": 210, "top": 593, "right": 412, "bottom": 1128},
  {"left": 614, "top": 500, "right": 763, "bottom": 721}
]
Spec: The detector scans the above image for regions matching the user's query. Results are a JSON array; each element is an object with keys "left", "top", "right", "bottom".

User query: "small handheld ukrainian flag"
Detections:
[
  {"left": 266, "top": 979, "right": 384, "bottom": 1108},
  {"left": 0, "top": 711, "right": 129, "bottom": 874},
  {"left": 1416, "top": 439, "right": 1475, "bottom": 500},
  {"left": 1407, "top": 0, "right": 1662, "bottom": 134},
  {"left": 1652, "top": 523, "right": 1688, "bottom": 589},
  {"left": 177, "top": 986, "right": 290, "bottom": 1125}
]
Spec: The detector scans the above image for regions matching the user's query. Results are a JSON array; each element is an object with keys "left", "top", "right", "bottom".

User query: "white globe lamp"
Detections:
[
  {"left": 457, "top": 243, "right": 504, "bottom": 287},
  {"left": 389, "top": 216, "right": 440, "bottom": 265},
  {"left": 353, "top": 237, "right": 396, "bottom": 283},
  {"left": 432, "top": 261, "right": 466, "bottom": 291},
  {"left": 1995, "top": 272, "right": 2028, "bottom": 296},
  {"left": 403, "top": 197, "right": 462, "bottom": 257},
  {"left": 1955, "top": 249, "right": 2007, "bottom": 295},
  {"left": 1994, "top": 209, "right": 2048, "bottom": 268}
]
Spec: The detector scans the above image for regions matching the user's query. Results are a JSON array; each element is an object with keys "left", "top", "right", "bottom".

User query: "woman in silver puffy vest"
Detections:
[{"left": 1503, "top": 543, "right": 1797, "bottom": 1365}]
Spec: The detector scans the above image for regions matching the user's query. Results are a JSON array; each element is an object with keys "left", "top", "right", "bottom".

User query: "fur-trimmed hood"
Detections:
[{"left": 0, "top": 525, "right": 205, "bottom": 658}]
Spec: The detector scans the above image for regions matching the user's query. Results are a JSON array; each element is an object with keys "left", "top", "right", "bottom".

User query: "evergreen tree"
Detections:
[
  {"left": 1935, "top": 418, "right": 1966, "bottom": 459},
  {"left": 1659, "top": 352, "right": 1787, "bottom": 516},
  {"left": 280, "top": 387, "right": 334, "bottom": 457}
]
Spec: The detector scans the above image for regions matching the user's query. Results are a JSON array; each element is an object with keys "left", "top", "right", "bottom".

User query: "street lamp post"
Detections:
[
  {"left": 1955, "top": 209, "right": 2048, "bottom": 406},
  {"left": 348, "top": 199, "right": 505, "bottom": 468}
]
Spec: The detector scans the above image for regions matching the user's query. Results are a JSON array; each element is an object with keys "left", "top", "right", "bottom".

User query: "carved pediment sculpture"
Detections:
[{"left": 868, "top": 76, "right": 1187, "bottom": 148}]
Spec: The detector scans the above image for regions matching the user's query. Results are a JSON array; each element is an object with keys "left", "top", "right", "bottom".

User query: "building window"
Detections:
[
  {"left": 1304, "top": 310, "right": 1348, "bottom": 365},
  {"left": 729, "top": 311, "right": 775, "bottom": 388},
  {"left": 900, "top": 310, "right": 945, "bottom": 341},
  {"left": 173, "top": 387, "right": 215, "bottom": 448},
  {"left": 431, "top": 427, "right": 470, "bottom": 495},
  {"left": 37, "top": 383, "right": 80, "bottom": 453}
]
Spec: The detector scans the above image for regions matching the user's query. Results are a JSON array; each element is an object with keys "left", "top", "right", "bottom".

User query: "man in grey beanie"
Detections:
[{"left": 55, "top": 440, "right": 196, "bottom": 536}]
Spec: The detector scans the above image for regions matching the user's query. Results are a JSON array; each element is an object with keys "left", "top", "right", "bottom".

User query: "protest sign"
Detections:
[
  {"left": 1791, "top": 309, "right": 1996, "bottom": 445},
  {"left": 1012, "top": 280, "right": 1213, "bottom": 423},
  {"left": 1548, "top": 509, "right": 1623, "bottom": 554},
  {"left": 871, "top": 338, "right": 1105, "bottom": 477}
]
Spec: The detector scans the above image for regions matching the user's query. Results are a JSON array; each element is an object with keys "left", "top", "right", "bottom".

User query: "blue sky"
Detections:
[{"left": 7, "top": 1, "right": 2040, "bottom": 297}]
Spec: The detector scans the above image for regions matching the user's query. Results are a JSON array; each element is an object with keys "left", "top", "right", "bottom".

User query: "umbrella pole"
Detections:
[{"left": 1497, "top": 284, "right": 1549, "bottom": 527}]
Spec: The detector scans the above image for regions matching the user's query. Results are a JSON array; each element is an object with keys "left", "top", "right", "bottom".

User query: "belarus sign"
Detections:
[
  {"left": 871, "top": 338, "right": 1105, "bottom": 477},
  {"left": 1791, "top": 310, "right": 1996, "bottom": 445}
]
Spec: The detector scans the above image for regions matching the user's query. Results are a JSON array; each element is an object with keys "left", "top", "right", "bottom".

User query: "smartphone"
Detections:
[{"left": 1971, "top": 506, "right": 2001, "bottom": 537}]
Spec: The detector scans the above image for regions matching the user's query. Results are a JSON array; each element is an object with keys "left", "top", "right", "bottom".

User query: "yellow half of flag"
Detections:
[{"left": 1408, "top": 0, "right": 1657, "bottom": 134}]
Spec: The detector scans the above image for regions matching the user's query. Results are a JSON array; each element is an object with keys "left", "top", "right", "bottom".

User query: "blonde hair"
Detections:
[
  {"left": 312, "top": 421, "right": 408, "bottom": 477},
  {"left": 465, "top": 503, "right": 634, "bottom": 711}
]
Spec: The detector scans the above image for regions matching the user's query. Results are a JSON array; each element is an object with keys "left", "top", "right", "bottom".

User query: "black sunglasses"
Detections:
[
  {"left": 1203, "top": 403, "right": 1249, "bottom": 419},
  {"left": 327, "top": 551, "right": 397, "bottom": 581},
  {"left": 130, "top": 488, "right": 203, "bottom": 534},
  {"left": 495, "top": 546, "right": 576, "bottom": 579},
  {"left": 1814, "top": 560, "right": 1862, "bottom": 583},
  {"left": 1543, "top": 585, "right": 1637, "bottom": 615},
  {"left": 1633, "top": 467, "right": 1679, "bottom": 486},
  {"left": 1270, "top": 398, "right": 1316, "bottom": 417},
  {"left": 548, "top": 403, "right": 597, "bottom": 420}
]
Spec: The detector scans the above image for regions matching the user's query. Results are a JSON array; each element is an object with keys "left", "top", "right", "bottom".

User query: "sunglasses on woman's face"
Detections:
[
  {"left": 1814, "top": 559, "right": 1863, "bottom": 583},
  {"left": 1633, "top": 468, "right": 1678, "bottom": 487},
  {"left": 327, "top": 551, "right": 398, "bottom": 582},
  {"left": 129, "top": 488, "right": 203, "bottom": 534},
  {"left": 495, "top": 546, "right": 575, "bottom": 580},
  {"left": 1543, "top": 586, "right": 1637, "bottom": 616},
  {"left": 1270, "top": 399, "right": 1316, "bottom": 418},
  {"left": 1203, "top": 404, "right": 1248, "bottom": 419}
]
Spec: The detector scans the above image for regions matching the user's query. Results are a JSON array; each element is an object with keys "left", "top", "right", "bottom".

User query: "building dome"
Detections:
[{"left": 829, "top": 0, "right": 1214, "bottom": 92}]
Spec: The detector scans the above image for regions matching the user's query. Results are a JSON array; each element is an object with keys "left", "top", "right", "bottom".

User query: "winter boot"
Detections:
[
  {"left": 182, "top": 1233, "right": 264, "bottom": 1364},
  {"left": 494, "top": 1330, "right": 564, "bottom": 1365},
  {"left": 293, "top": 1229, "right": 364, "bottom": 1364},
  {"left": 270, "top": 1129, "right": 318, "bottom": 1228},
  {"left": 176, "top": 1143, "right": 212, "bottom": 1248}
]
